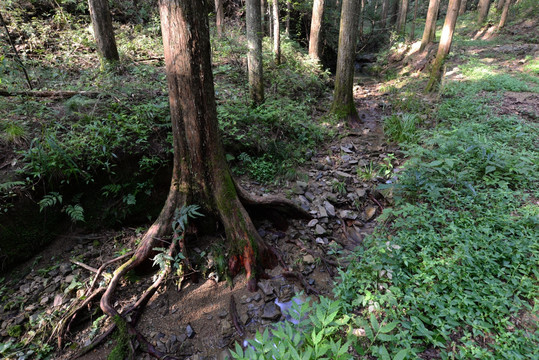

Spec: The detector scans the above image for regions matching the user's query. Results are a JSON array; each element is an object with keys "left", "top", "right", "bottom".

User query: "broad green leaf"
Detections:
[
  {"left": 379, "top": 321, "right": 398, "bottom": 333},
  {"left": 370, "top": 313, "right": 380, "bottom": 333},
  {"left": 392, "top": 349, "right": 408, "bottom": 360}
]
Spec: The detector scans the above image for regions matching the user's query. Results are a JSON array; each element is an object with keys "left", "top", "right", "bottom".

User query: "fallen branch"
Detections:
[
  {"left": 229, "top": 295, "right": 245, "bottom": 337},
  {"left": 70, "top": 260, "right": 99, "bottom": 274},
  {"left": 0, "top": 89, "right": 100, "bottom": 98}
]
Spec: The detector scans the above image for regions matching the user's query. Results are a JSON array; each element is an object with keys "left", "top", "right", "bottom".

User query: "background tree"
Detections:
[
  {"left": 477, "top": 0, "right": 491, "bottom": 25},
  {"left": 396, "top": 0, "right": 410, "bottom": 33},
  {"left": 496, "top": 0, "right": 506, "bottom": 11},
  {"left": 410, "top": 0, "right": 420, "bottom": 40},
  {"left": 459, "top": 0, "right": 468, "bottom": 15},
  {"left": 309, "top": 0, "right": 325, "bottom": 61},
  {"left": 247, "top": 0, "right": 265, "bottom": 105},
  {"left": 88, "top": 0, "right": 119, "bottom": 64},
  {"left": 215, "top": 0, "right": 225, "bottom": 37},
  {"left": 331, "top": 0, "right": 360, "bottom": 124},
  {"left": 497, "top": 0, "right": 511, "bottom": 28},
  {"left": 381, "top": 0, "right": 390, "bottom": 29},
  {"left": 419, "top": 0, "right": 440, "bottom": 51},
  {"left": 426, "top": 0, "right": 461, "bottom": 91},
  {"left": 272, "top": 0, "right": 281, "bottom": 65}
]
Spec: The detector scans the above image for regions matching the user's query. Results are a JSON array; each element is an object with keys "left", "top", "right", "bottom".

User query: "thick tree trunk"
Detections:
[
  {"left": 390, "top": 0, "right": 400, "bottom": 27},
  {"left": 426, "top": 0, "right": 461, "bottom": 92},
  {"left": 420, "top": 0, "right": 440, "bottom": 51},
  {"left": 381, "top": 0, "right": 390, "bottom": 29},
  {"left": 215, "top": 0, "right": 225, "bottom": 37},
  {"left": 410, "top": 0, "right": 420, "bottom": 40},
  {"left": 272, "top": 0, "right": 280, "bottom": 65},
  {"left": 477, "top": 0, "right": 491, "bottom": 25},
  {"left": 496, "top": 0, "right": 505, "bottom": 11},
  {"left": 247, "top": 0, "right": 265, "bottom": 105},
  {"left": 88, "top": 0, "right": 119, "bottom": 64},
  {"left": 459, "top": 0, "right": 468, "bottom": 15},
  {"left": 331, "top": 0, "right": 360, "bottom": 124},
  {"left": 308, "top": 0, "right": 325, "bottom": 61},
  {"left": 497, "top": 0, "right": 511, "bottom": 28},
  {"left": 396, "top": 0, "right": 409, "bottom": 33}
]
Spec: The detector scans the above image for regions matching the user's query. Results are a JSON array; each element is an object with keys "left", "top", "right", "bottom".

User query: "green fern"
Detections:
[
  {"left": 38, "top": 192, "right": 63, "bottom": 212},
  {"left": 65, "top": 204, "right": 84, "bottom": 222}
]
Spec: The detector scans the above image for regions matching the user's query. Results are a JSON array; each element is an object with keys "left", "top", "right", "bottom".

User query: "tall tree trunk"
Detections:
[
  {"left": 426, "top": 0, "right": 461, "bottom": 92},
  {"left": 396, "top": 0, "right": 410, "bottom": 33},
  {"left": 496, "top": 0, "right": 505, "bottom": 11},
  {"left": 308, "top": 0, "right": 325, "bottom": 61},
  {"left": 331, "top": 0, "right": 360, "bottom": 125},
  {"left": 410, "top": 0, "right": 420, "bottom": 40},
  {"left": 497, "top": 0, "right": 511, "bottom": 28},
  {"left": 247, "top": 0, "right": 265, "bottom": 105},
  {"left": 359, "top": 0, "right": 366, "bottom": 37},
  {"left": 458, "top": 0, "right": 468, "bottom": 15},
  {"left": 419, "top": 0, "right": 440, "bottom": 51},
  {"left": 268, "top": 2, "right": 273, "bottom": 42},
  {"left": 381, "top": 0, "right": 390, "bottom": 29},
  {"left": 390, "top": 0, "right": 400, "bottom": 27},
  {"left": 261, "top": 0, "right": 266, "bottom": 36},
  {"left": 215, "top": 0, "right": 225, "bottom": 37},
  {"left": 477, "top": 0, "right": 491, "bottom": 25},
  {"left": 88, "top": 0, "right": 119, "bottom": 64},
  {"left": 272, "top": 0, "right": 280, "bottom": 65},
  {"left": 285, "top": 0, "right": 291, "bottom": 35}
]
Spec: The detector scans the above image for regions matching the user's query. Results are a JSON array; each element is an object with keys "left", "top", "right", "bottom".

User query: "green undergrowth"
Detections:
[{"left": 333, "top": 50, "right": 539, "bottom": 358}]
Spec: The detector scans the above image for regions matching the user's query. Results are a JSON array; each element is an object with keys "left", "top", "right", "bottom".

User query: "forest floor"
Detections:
[{"left": 1, "top": 10, "right": 538, "bottom": 360}]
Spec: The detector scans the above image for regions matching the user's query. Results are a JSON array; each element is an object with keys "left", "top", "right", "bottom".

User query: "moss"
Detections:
[
  {"left": 108, "top": 315, "right": 131, "bottom": 360},
  {"left": 7, "top": 324, "right": 23, "bottom": 338}
]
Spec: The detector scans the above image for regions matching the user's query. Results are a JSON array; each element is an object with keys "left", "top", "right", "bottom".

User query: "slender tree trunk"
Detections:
[
  {"left": 477, "top": 0, "right": 491, "bottom": 25},
  {"left": 426, "top": 0, "right": 461, "bottom": 92},
  {"left": 496, "top": 0, "right": 505, "bottom": 11},
  {"left": 88, "top": 0, "right": 119, "bottom": 64},
  {"left": 420, "top": 0, "right": 440, "bottom": 51},
  {"left": 497, "top": 0, "right": 511, "bottom": 28},
  {"left": 390, "top": 0, "right": 400, "bottom": 27},
  {"left": 410, "top": 0, "right": 420, "bottom": 40},
  {"left": 308, "top": 0, "right": 325, "bottom": 61},
  {"left": 268, "top": 2, "right": 273, "bottom": 42},
  {"left": 215, "top": 0, "right": 225, "bottom": 37},
  {"left": 285, "top": 0, "right": 291, "bottom": 35},
  {"left": 396, "top": 0, "right": 410, "bottom": 33},
  {"left": 381, "top": 0, "right": 390, "bottom": 29},
  {"left": 261, "top": 0, "right": 266, "bottom": 35},
  {"left": 331, "top": 0, "right": 360, "bottom": 124},
  {"left": 272, "top": 0, "right": 280, "bottom": 65},
  {"left": 247, "top": 0, "right": 265, "bottom": 105},
  {"left": 459, "top": 0, "right": 468, "bottom": 15},
  {"left": 359, "top": 0, "right": 366, "bottom": 37}
]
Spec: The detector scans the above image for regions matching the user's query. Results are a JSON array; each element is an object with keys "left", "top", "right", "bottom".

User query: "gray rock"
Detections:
[
  {"left": 315, "top": 237, "right": 328, "bottom": 245},
  {"left": 64, "top": 275, "right": 75, "bottom": 284},
  {"left": 261, "top": 302, "right": 281, "bottom": 321},
  {"left": 318, "top": 205, "right": 328, "bottom": 218},
  {"left": 303, "top": 254, "right": 315, "bottom": 264},
  {"left": 304, "top": 191, "right": 316, "bottom": 202},
  {"left": 186, "top": 323, "right": 195, "bottom": 338},
  {"left": 59, "top": 263, "right": 72, "bottom": 275},
  {"left": 323, "top": 201, "right": 335, "bottom": 217},
  {"left": 258, "top": 281, "right": 275, "bottom": 298},
  {"left": 218, "top": 310, "right": 228, "bottom": 319},
  {"left": 340, "top": 210, "right": 358, "bottom": 220},
  {"left": 314, "top": 224, "right": 326, "bottom": 235},
  {"left": 307, "top": 219, "right": 318, "bottom": 227},
  {"left": 253, "top": 293, "right": 262, "bottom": 302}
]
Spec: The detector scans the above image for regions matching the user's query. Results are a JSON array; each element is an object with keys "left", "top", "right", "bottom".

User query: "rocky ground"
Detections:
[{"left": 0, "top": 79, "right": 401, "bottom": 360}]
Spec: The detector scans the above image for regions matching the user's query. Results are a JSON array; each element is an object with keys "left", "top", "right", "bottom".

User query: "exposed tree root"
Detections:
[{"left": 229, "top": 295, "right": 245, "bottom": 337}]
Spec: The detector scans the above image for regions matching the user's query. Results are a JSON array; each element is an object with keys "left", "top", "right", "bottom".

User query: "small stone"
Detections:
[
  {"left": 240, "top": 313, "right": 250, "bottom": 325},
  {"left": 315, "top": 237, "right": 328, "bottom": 245},
  {"left": 24, "top": 304, "right": 37, "bottom": 312},
  {"left": 318, "top": 206, "right": 328, "bottom": 218},
  {"left": 258, "top": 281, "right": 275, "bottom": 298},
  {"left": 303, "top": 254, "right": 315, "bottom": 264},
  {"left": 314, "top": 224, "right": 326, "bottom": 235},
  {"left": 356, "top": 188, "right": 366, "bottom": 198},
  {"left": 323, "top": 201, "right": 335, "bottom": 217},
  {"left": 218, "top": 310, "right": 228, "bottom": 319},
  {"left": 307, "top": 219, "right": 318, "bottom": 227},
  {"left": 186, "top": 323, "right": 195, "bottom": 338},
  {"left": 253, "top": 293, "right": 262, "bottom": 302},
  {"left": 364, "top": 206, "right": 377, "bottom": 221},
  {"left": 340, "top": 210, "right": 358, "bottom": 220},
  {"left": 308, "top": 278, "right": 315, "bottom": 286},
  {"left": 53, "top": 294, "right": 64, "bottom": 307},
  {"left": 206, "top": 315, "right": 213, "bottom": 320},
  {"left": 177, "top": 334, "right": 188, "bottom": 343},
  {"left": 59, "top": 263, "right": 72, "bottom": 275},
  {"left": 304, "top": 191, "right": 315, "bottom": 202},
  {"left": 40, "top": 296, "right": 49, "bottom": 306},
  {"left": 64, "top": 275, "right": 75, "bottom": 284},
  {"left": 261, "top": 302, "right": 281, "bottom": 321}
]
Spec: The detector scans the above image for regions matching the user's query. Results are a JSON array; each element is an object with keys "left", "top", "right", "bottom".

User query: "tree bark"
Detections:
[
  {"left": 247, "top": 0, "right": 265, "bottom": 105},
  {"left": 410, "top": 0, "right": 420, "bottom": 40},
  {"left": 420, "top": 0, "right": 440, "bottom": 51},
  {"left": 390, "top": 0, "right": 400, "bottom": 26},
  {"left": 396, "top": 0, "right": 409, "bottom": 33},
  {"left": 426, "top": 0, "right": 461, "bottom": 92},
  {"left": 87, "top": 0, "right": 119, "bottom": 64},
  {"left": 381, "top": 0, "right": 390, "bottom": 29},
  {"left": 285, "top": 0, "right": 291, "bottom": 35},
  {"left": 458, "top": 0, "right": 468, "bottom": 15},
  {"left": 215, "top": 0, "right": 225, "bottom": 37},
  {"left": 497, "top": 0, "right": 511, "bottom": 28},
  {"left": 477, "top": 0, "right": 491, "bottom": 25},
  {"left": 331, "top": 0, "right": 360, "bottom": 125},
  {"left": 272, "top": 0, "right": 281, "bottom": 65},
  {"left": 359, "top": 0, "right": 366, "bottom": 37},
  {"left": 308, "top": 0, "right": 325, "bottom": 61},
  {"left": 496, "top": 0, "right": 505, "bottom": 11}
]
